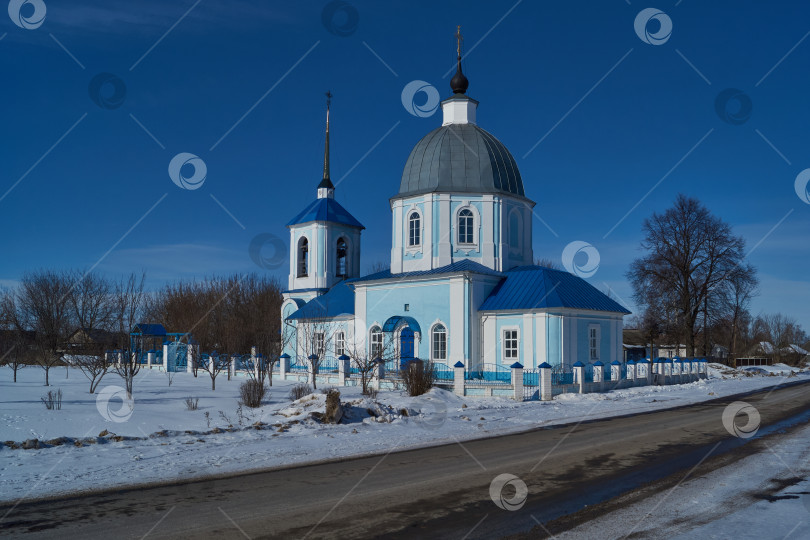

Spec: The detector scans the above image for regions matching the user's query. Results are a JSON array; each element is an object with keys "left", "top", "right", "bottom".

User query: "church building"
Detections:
[{"left": 281, "top": 35, "right": 630, "bottom": 374}]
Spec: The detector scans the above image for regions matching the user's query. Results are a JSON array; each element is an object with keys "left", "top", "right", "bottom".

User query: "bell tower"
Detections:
[{"left": 286, "top": 92, "right": 364, "bottom": 294}]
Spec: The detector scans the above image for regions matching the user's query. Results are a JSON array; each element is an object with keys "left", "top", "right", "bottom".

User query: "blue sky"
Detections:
[{"left": 1, "top": 0, "right": 808, "bottom": 329}]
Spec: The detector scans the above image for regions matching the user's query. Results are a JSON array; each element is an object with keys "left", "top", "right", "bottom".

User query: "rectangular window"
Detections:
[
  {"left": 503, "top": 329, "right": 518, "bottom": 360},
  {"left": 314, "top": 332, "right": 325, "bottom": 357},
  {"left": 371, "top": 330, "right": 383, "bottom": 359},
  {"left": 335, "top": 332, "right": 345, "bottom": 357},
  {"left": 432, "top": 329, "right": 446, "bottom": 360},
  {"left": 589, "top": 326, "right": 599, "bottom": 360}
]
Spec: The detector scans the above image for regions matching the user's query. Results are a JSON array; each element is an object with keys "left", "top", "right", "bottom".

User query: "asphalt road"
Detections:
[{"left": 2, "top": 380, "right": 810, "bottom": 540}]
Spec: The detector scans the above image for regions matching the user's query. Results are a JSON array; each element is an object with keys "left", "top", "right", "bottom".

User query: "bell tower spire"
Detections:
[{"left": 317, "top": 91, "right": 335, "bottom": 199}]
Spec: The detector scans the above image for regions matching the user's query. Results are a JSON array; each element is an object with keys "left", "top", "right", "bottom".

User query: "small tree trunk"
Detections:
[
  {"left": 44, "top": 366, "right": 50, "bottom": 386},
  {"left": 212, "top": 377, "right": 216, "bottom": 391}
]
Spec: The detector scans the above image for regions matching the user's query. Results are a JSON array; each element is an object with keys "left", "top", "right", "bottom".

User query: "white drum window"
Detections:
[
  {"left": 408, "top": 212, "right": 421, "bottom": 246},
  {"left": 458, "top": 208, "right": 474, "bottom": 244}
]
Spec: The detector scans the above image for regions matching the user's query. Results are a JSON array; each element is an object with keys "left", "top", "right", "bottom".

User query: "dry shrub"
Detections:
[
  {"left": 289, "top": 383, "right": 313, "bottom": 401},
  {"left": 240, "top": 380, "right": 268, "bottom": 408},
  {"left": 402, "top": 359, "right": 435, "bottom": 397}
]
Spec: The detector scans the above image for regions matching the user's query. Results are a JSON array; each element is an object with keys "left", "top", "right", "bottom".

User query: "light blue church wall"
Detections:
[
  {"left": 450, "top": 199, "right": 483, "bottom": 259},
  {"left": 493, "top": 315, "right": 524, "bottom": 367},
  {"left": 362, "top": 279, "right": 452, "bottom": 361},
  {"left": 574, "top": 314, "right": 616, "bottom": 365},
  {"left": 400, "top": 198, "right": 426, "bottom": 262}
]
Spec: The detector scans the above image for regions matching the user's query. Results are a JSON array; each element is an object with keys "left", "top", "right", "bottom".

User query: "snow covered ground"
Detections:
[{"left": 0, "top": 363, "right": 807, "bottom": 503}]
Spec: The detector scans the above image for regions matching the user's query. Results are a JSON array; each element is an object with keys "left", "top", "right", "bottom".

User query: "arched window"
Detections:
[
  {"left": 336, "top": 238, "right": 348, "bottom": 278},
  {"left": 432, "top": 324, "right": 447, "bottom": 361},
  {"left": 458, "top": 209, "right": 474, "bottom": 244},
  {"left": 297, "top": 237, "right": 309, "bottom": 277},
  {"left": 509, "top": 210, "right": 521, "bottom": 248},
  {"left": 370, "top": 326, "right": 383, "bottom": 359},
  {"left": 408, "top": 212, "right": 421, "bottom": 246}
]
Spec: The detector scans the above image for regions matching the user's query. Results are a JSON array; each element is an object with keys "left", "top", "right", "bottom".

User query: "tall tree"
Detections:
[
  {"left": 627, "top": 195, "right": 756, "bottom": 357},
  {"left": 15, "top": 270, "right": 73, "bottom": 385}
]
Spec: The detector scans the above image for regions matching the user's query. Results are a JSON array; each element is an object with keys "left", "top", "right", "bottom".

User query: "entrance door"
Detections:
[{"left": 400, "top": 327, "right": 415, "bottom": 370}]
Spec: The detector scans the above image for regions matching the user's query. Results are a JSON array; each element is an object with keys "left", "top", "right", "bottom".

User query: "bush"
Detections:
[
  {"left": 239, "top": 380, "right": 268, "bottom": 408},
  {"left": 289, "top": 383, "right": 313, "bottom": 401},
  {"left": 41, "top": 389, "right": 62, "bottom": 410},
  {"left": 363, "top": 387, "right": 378, "bottom": 400},
  {"left": 184, "top": 397, "right": 199, "bottom": 411},
  {"left": 402, "top": 359, "right": 435, "bottom": 397}
]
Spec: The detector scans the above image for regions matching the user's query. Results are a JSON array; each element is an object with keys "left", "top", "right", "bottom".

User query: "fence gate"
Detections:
[{"left": 166, "top": 341, "right": 188, "bottom": 372}]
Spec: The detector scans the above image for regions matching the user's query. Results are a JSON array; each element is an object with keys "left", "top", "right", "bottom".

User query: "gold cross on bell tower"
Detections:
[{"left": 455, "top": 25, "right": 463, "bottom": 58}]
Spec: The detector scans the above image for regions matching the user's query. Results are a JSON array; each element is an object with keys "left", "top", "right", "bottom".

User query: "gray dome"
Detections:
[{"left": 397, "top": 124, "right": 525, "bottom": 199}]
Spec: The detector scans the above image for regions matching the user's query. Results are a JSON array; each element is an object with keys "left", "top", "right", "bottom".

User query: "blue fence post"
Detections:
[
  {"left": 573, "top": 361, "right": 584, "bottom": 394},
  {"left": 279, "top": 353, "right": 290, "bottom": 380}
]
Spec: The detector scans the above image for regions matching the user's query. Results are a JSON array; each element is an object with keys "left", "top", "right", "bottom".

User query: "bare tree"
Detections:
[
  {"left": 66, "top": 271, "right": 114, "bottom": 393},
  {"left": 112, "top": 272, "right": 147, "bottom": 396},
  {"left": 721, "top": 265, "right": 758, "bottom": 361},
  {"left": 627, "top": 195, "right": 756, "bottom": 357},
  {"left": 296, "top": 316, "right": 336, "bottom": 390},
  {"left": 15, "top": 270, "right": 73, "bottom": 386},
  {"left": 202, "top": 351, "right": 231, "bottom": 391},
  {"left": 342, "top": 328, "right": 396, "bottom": 396},
  {"left": 1, "top": 291, "right": 30, "bottom": 382},
  {"left": 534, "top": 257, "right": 561, "bottom": 270}
]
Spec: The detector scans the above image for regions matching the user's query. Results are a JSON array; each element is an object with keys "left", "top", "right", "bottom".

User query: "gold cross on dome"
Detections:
[{"left": 456, "top": 25, "right": 463, "bottom": 57}]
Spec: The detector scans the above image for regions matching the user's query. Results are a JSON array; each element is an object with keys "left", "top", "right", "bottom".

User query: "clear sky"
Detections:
[{"left": 1, "top": 0, "right": 808, "bottom": 330}]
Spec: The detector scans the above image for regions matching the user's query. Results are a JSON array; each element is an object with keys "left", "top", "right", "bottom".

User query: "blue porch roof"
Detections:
[
  {"left": 480, "top": 266, "right": 631, "bottom": 314},
  {"left": 286, "top": 280, "right": 356, "bottom": 320},
  {"left": 286, "top": 198, "right": 364, "bottom": 229}
]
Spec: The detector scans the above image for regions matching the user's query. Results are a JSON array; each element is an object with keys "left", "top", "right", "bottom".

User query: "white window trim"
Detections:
[
  {"left": 297, "top": 235, "right": 310, "bottom": 277},
  {"left": 588, "top": 324, "right": 601, "bottom": 362},
  {"left": 502, "top": 326, "right": 520, "bottom": 364},
  {"left": 334, "top": 331, "right": 345, "bottom": 357},
  {"left": 335, "top": 236, "right": 349, "bottom": 278},
  {"left": 369, "top": 325, "right": 383, "bottom": 359},
  {"left": 405, "top": 208, "right": 423, "bottom": 251},
  {"left": 430, "top": 322, "right": 448, "bottom": 362},
  {"left": 454, "top": 204, "right": 480, "bottom": 252}
]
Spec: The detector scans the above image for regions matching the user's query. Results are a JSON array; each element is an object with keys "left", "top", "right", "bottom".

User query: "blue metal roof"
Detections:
[
  {"left": 286, "top": 197, "right": 364, "bottom": 229},
  {"left": 131, "top": 323, "right": 167, "bottom": 336},
  {"left": 286, "top": 280, "right": 356, "bottom": 320},
  {"left": 353, "top": 259, "right": 503, "bottom": 283},
  {"left": 479, "top": 266, "right": 631, "bottom": 314}
]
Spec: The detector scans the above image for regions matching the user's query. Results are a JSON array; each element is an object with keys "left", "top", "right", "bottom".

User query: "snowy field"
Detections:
[{"left": 0, "top": 363, "right": 807, "bottom": 503}]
